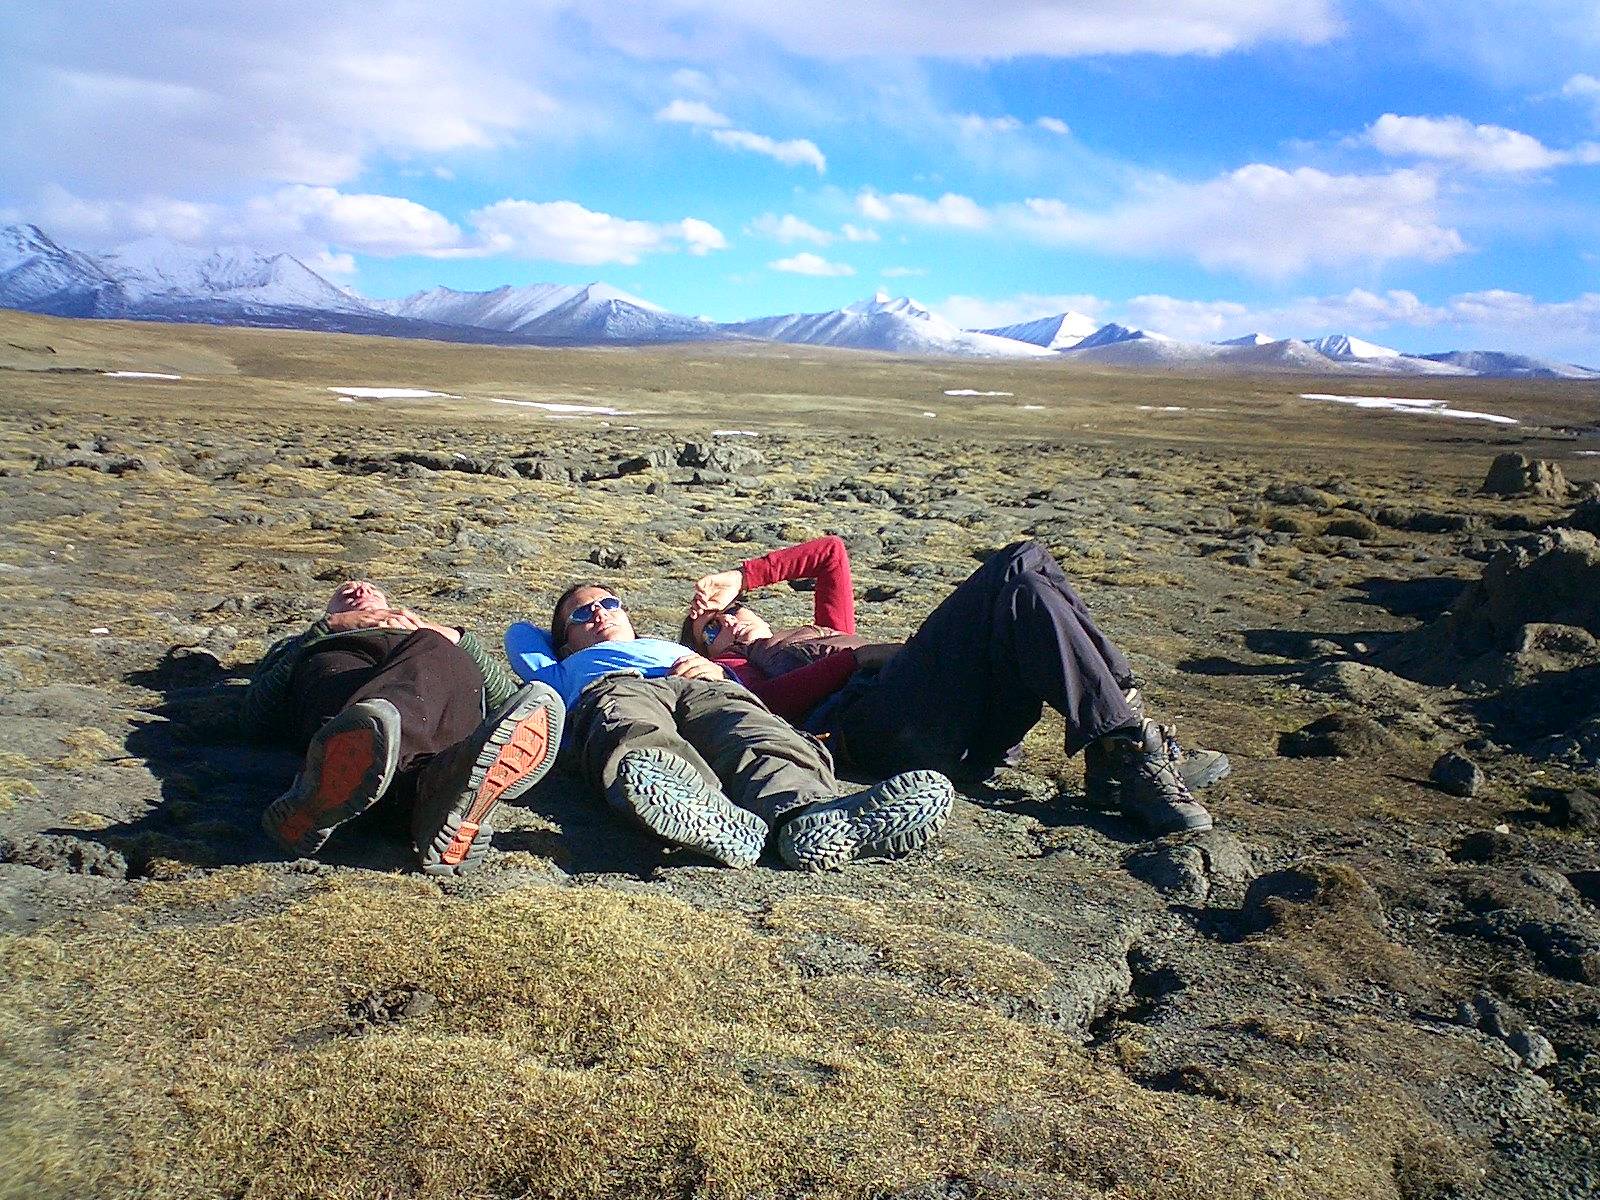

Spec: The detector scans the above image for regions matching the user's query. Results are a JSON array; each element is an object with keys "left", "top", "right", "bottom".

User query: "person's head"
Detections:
[
  {"left": 326, "top": 580, "right": 389, "bottom": 615},
  {"left": 683, "top": 599, "right": 772, "bottom": 659},
  {"left": 553, "top": 582, "right": 636, "bottom": 658}
]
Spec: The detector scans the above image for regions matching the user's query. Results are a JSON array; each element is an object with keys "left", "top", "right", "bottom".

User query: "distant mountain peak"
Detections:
[
  {"left": 974, "top": 311, "right": 1100, "bottom": 350},
  {"left": 1217, "top": 332, "right": 1278, "bottom": 347},
  {"left": 1310, "top": 333, "right": 1401, "bottom": 360},
  {"left": 844, "top": 293, "right": 932, "bottom": 321}
]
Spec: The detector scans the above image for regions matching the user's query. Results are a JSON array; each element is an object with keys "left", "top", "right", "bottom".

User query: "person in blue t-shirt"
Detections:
[{"left": 510, "top": 581, "right": 954, "bottom": 873}]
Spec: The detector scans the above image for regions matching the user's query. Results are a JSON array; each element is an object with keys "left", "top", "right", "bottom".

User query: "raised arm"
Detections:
[{"left": 736, "top": 536, "right": 857, "bottom": 634}]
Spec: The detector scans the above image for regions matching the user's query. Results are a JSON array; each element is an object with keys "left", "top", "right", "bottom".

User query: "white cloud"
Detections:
[
  {"left": 1011, "top": 165, "right": 1468, "bottom": 277},
  {"left": 1100, "top": 286, "right": 1600, "bottom": 356},
  {"left": 750, "top": 213, "right": 835, "bottom": 244},
  {"left": 669, "top": 68, "right": 716, "bottom": 95},
  {"left": 856, "top": 189, "right": 992, "bottom": 229},
  {"left": 679, "top": 217, "right": 729, "bottom": 255},
  {"left": 956, "top": 114, "right": 1023, "bottom": 135},
  {"left": 1120, "top": 294, "right": 1253, "bottom": 339},
  {"left": 841, "top": 223, "right": 880, "bottom": 242},
  {"left": 589, "top": 2, "right": 1342, "bottom": 60},
  {"left": 1366, "top": 113, "right": 1599, "bottom": 172},
  {"left": 655, "top": 98, "right": 732, "bottom": 128},
  {"left": 0, "top": 6, "right": 555, "bottom": 195},
  {"left": 935, "top": 292, "right": 1106, "bottom": 330},
  {"left": 28, "top": 183, "right": 727, "bottom": 268},
  {"left": 1562, "top": 73, "right": 1600, "bottom": 125},
  {"left": 709, "top": 128, "right": 827, "bottom": 171},
  {"left": 250, "top": 185, "right": 463, "bottom": 256},
  {"left": 472, "top": 199, "right": 726, "bottom": 265},
  {"left": 1036, "top": 116, "right": 1070, "bottom": 134},
  {"left": 770, "top": 252, "right": 855, "bottom": 276}
]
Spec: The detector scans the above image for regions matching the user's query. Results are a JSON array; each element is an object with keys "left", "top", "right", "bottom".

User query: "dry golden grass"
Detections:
[{"left": 0, "top": 875, "right": 1436, "bottom": 1200}]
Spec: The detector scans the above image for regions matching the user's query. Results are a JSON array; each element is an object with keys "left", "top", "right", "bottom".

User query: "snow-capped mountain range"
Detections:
[{"left": 1, "top": 223, "right": 1594, "bottom": 377}]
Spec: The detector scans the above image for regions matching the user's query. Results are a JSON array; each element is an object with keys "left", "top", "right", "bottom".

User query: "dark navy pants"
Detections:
[{"left": 829, "top": 541, "right": 1137, "bottom": 778}]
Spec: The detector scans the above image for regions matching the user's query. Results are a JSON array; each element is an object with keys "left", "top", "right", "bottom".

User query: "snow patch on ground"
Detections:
[
  {"left": 329, "top": 387, "right": 458, "bottom": 400},
  {"left": 1137, "top": 405, "right": 1189, "bottom": 412},
  {"left": 486, "top": 398, "right": 628, "bottom": 416},
  {"left": 103, "top": 371, "right": 182, "bottom": 380},
  {"left": 1020, "top": 404, "right": 1046, "bottom": 410},
  {"left": 920, "top": 411, "right": 937, "bottom": 417},
  {"left": 1298, "top": 393, "right": 1517, "bottom": 425},
  {"left": 944, "top": 389, "right": 1014, "bottom": 397},
  {"left": 711, "top": 430, "right": 760, "bottom": 436}
]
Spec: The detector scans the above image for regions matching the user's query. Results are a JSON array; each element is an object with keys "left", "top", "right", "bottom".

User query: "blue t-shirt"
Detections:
[{"left": 522, "top": 637, "right": 702, "bottom": 713}]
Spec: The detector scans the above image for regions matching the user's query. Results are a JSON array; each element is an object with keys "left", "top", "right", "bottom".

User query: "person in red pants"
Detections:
[
  {"left": 242, "top": 580, "right": 562, "bottom": 874},
  {"left": 682, "top": 537, "right": 1227, "bottom": 835}
]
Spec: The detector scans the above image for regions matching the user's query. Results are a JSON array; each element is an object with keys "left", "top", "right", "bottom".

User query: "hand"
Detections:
[
  {"left": 397, "top": 608, "right": 463, "bottom": 644},
  {"left": 326, "top": 607, "right": 421, "bottom": 633},
  {"left": 854, "top": 642, "right": 902, "bottom": 671},
  {"left": 671, "top": 653, "right": 729, "bottom": 682},
  {"left": 688, "top": 569, "right": 743, "bottom": 620}
]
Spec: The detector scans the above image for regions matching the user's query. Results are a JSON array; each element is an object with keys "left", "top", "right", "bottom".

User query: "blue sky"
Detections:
[{"left": 3, "top": 2, "right": 1598, "bottom": 360}]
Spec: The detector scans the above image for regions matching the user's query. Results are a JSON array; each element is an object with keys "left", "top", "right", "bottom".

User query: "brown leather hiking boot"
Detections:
[{"left": 411, "top": 683, "right": 563, "bottom": 875}]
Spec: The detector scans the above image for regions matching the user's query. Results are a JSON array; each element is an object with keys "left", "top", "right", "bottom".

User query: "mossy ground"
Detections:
[{"left": 1, "top": 309, "right": 1597, "bottom": 1198}]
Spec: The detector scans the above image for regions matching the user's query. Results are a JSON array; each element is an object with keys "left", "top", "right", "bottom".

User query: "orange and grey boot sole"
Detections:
[
  {"left": 261, "top": 699, "right": 401, "bottom": 857},
  {"left": 416, "top": 683, "right": 564, "bottom": 876}
]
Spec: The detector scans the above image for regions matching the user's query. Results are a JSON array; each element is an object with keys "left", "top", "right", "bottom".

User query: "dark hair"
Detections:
[
  {"left": 679, "top": 611, "right": 699, "bottom": 651},
  {"left": 551, "top": 581, "right": 613, "bottom": 658}
]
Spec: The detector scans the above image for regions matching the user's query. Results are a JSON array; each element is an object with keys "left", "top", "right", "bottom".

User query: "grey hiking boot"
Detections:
[
  {"left": 1083, "top": 686, "right": 1229, "bottom": 807},
  {"left": 1157, "top": 723, "right": 1230, "bottom": 791},
  {"left": 412, "top": 682, "right": 563, "bottom": 875},
  {"left": 777, "top": 771, "right": 954, "bottom": 872},
  {"left": 262, "top": 699, "right": 400, "bottom": 857},
  {"left": 1088, "top": 720, "right": 1213, "bottom": 835},
  {"left": 615, "top": 747, "right": 768, "bottom": 868}
]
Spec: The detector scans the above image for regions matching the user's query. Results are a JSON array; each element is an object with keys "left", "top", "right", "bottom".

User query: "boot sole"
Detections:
[
  {"left": 616, "top": 748, "right": 767, "bottom": 869},
  {"left": 418, "top": 685, "right": 564, "bottom": 876},
  {"left": 262, "top": 702, "right": 400, "bottom": 857},
  {"left": 778, "top": 771, "right": 954, "bottom": 872}
]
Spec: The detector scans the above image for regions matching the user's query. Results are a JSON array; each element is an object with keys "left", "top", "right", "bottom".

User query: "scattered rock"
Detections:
[
  {"left": 1481, "top": 453, "right": 1569, "bottom": 499},
  {"left": 1243, "top": 860, "right": 1385, "bottom": 933},
  {"left": 1278, "top": 712, "right": 1398, "bottom": 758},
  {"left": 1507, "top": 1029, "right": 1558, "bottom": 1071},
  {"left": 678, "top": 441, "right": 762, "bottom": 474},
  {"left": 0, "top": 834, "right": 128, "bottom": 877},
  {"left": 1535, "top": 786, "right": 1600, "bottom": 832},
  {"left": 1450, "top": 830, "right": 1527, "bottom": 864},
  {"left": 1431, "top": 751, "right": 1484, "bottom": 797},
  {"left": 1264, "top": 482, "right": 1332, "bottom": 509}
]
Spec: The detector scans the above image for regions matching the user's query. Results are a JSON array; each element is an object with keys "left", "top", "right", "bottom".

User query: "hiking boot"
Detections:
[
  {"left": 615, "top": 747, "right": 768, "bottom": 868},
  {"left": 262, "top": 699, "right": 400, "bottom": 857},
  {"left": 1083, "top": 694, "right": 1229, "bottom": 807},
  {"left": 777, "top": 771, "right": 954, "bottom": 872},
  {"left": 1157, "top": 723, "right": 1231, "bottom": 790},
  {"left": 1087, "top": 720, "right": 1213, "bottom": 835},
  {"left": 412, "top": 682, "right": 563, "bottom": 875}
]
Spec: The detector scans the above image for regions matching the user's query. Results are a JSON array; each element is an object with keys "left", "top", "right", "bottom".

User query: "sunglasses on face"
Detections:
[
  {"left": 700, "top": 601, "right": 744, "bottom": 649},
  {"left": 567, "top": 595, "right": 622, "bottom": 630}
]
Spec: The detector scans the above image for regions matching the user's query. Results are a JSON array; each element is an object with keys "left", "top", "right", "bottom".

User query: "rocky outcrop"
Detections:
[{"left": 1480, "top": 453, "right": 1570, "bottom": 499}]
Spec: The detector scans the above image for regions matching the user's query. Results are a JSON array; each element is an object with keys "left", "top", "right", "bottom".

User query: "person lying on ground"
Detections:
[
  {"left": 500, "top": 582, "right": 953, "bottom": 872},
  {"left": 242, "top": 580, "right": 562, "bottom": 874},
  {"left": 682, "top": 537, "right": 1227, "bottom": 835}
]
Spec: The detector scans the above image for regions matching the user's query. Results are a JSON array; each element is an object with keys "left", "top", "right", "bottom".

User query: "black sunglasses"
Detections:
[{"left": 700, "top": 601, "right": 744, "bottom": 649}]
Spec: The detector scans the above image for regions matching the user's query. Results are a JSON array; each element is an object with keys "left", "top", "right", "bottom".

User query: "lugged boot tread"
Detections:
[
  {"left": 778, "top": 771, "right": 953, "bottom": 872},
  {"left": 616, "top": 748, "right": 767, "bottom": 869}
]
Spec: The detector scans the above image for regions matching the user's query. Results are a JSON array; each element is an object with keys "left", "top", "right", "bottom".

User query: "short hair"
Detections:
[
  {"left": 552, "top": 581, "right": 612, "bottom": 658},
  {"left": 679, "top": 611, "right": 699, "bottom": 651}
]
